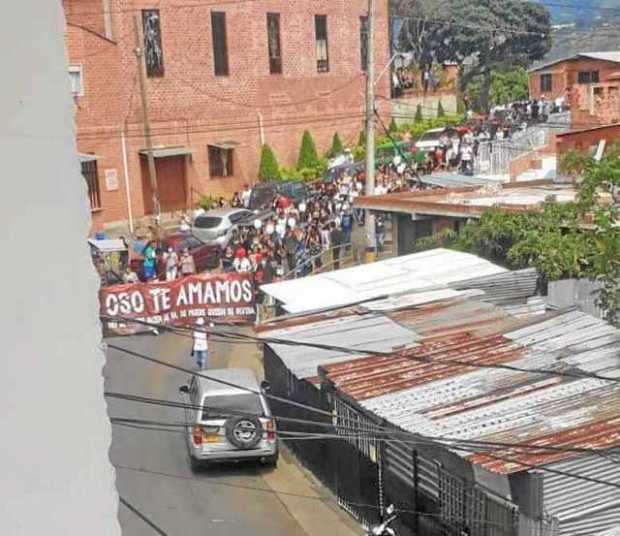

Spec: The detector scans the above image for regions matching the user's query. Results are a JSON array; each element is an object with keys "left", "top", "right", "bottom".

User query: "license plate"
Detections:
[{"left": 205, "top": 434, "right": 220, "bottom": 443}]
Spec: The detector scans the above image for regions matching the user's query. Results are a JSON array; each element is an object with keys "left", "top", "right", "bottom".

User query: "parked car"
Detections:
[
  {"left": 178, "top": 368, "right": 278, "bottom": 470},
  {"left": 130, "top": 234, "right": 220, "bottom": 281},
  {"left": 414, "top": 127, "right": 458, "bottom": 152},
  {"left": 192, "top": 208, "right": 255, "bottom": 248}
]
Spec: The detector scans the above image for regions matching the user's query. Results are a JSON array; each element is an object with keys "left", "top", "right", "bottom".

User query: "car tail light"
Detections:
[
  {"left": 266, "top": 419, "right": 276, "bottom": 441},
  {"left": 192, "top": 425, "right": 203, "bottom": 446}
]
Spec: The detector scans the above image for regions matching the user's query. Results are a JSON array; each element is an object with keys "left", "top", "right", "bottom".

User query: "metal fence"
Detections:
[{"left": 262, "top": 351, "right": 528, "bottom": 536}]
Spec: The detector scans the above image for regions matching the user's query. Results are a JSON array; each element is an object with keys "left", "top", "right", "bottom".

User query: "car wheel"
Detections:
[{"left": 224, "top": 416, "right": 263, "bottom": 450}]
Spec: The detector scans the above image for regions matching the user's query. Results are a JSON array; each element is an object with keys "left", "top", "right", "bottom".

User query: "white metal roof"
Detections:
[{"left": 260, "top": 249, "right": 507, "bottom": 313}]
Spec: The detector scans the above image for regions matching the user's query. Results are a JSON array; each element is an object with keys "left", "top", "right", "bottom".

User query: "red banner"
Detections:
[{"left": 100, "top": 272, "right": 256, "bottom": 335}]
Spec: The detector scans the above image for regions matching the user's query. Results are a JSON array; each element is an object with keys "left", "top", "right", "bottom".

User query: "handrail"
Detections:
[{"left": 281, "top": 241, "right": 356, "bottom": 280}]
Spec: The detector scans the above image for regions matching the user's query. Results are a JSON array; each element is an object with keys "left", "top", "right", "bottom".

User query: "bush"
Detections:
[
  {"left": 198, "top": 194, "right": 218, "bottom": 211},
  {"left": 414, "top": 104, "right": 423, "bottom": 123},
  {"left": 327, "top": 132, "right": 344, "bottom": 158},
  {"left": 297, "top": 130, "right": 319, "bottom": 169},
  {"left": 258, "top": 144, "right": 281, "bottom": 181},
  {"left": 457, "top": 96, "right": 466, "bottom": 115},
  {"left": 389, "top": 117, "right": 399, "bottom": 133},
  {"left": 437, "top": 100, "right": 445, "bottom": 118}
]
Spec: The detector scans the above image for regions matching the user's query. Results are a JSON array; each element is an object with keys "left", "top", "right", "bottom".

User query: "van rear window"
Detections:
[{"left": 201, "top": 394, "right": 264, "bottom": 420}]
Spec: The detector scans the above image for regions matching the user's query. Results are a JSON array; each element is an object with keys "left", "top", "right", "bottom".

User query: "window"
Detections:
[
  {"left": 267, "top": 13, "right": 282, "bottom": 74},
  {"left": 315, "top": 15, "right": 329, "bottom": 73},
  {"left": 201, "top": 394, "right": 265, "bottom": 420},
  {"left": 68, "top": 65, "right": 83, "bottom": 96},
  {"left": 540, "top": 73, "right": 552, "bottom": 92},
  {"left": 81, "top": 159, "right": 101, "bottom": 210},
  {"left": 360, "top": 16, "right": 369, "bottom": 72},
  {"left": 578, "top": 70, "right": 599, "bottom": 84},
  {"left": 211, "top": 12, "right": 229, "bottom": 76},
  {"left": 142, "top": 10, "right": 164, "bottom": 77},
  {"left": 208, "top": 145, "right": 234, "bottom": 177}
]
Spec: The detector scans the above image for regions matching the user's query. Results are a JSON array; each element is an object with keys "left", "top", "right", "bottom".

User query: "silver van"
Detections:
[{"left": 178, "top": 369, "right": 278, "bottom": 470}]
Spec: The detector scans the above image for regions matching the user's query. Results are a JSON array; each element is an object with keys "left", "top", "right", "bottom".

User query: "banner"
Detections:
[{"left": 100, "top": 272, "right": 256, "bottom": 336}]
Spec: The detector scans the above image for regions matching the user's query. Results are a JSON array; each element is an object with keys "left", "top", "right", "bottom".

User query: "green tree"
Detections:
[
  {"left": 392, "top": 0, "right": 551, "bottom": 111},
  {"left": 437, "top": 100, "right": 445, "bottom": 117},
  {"left": 297, "top": 130, "right": 319, "bottom": 169},
  {"left": 389, "top": 117, "right": 399, "bottom": 133},
  {"left": 414, "top": 104, "right": 423, "bottom": 122},
  {"left": 327, "top": 132, "right": 344, "bottom": 158},
  {"left": 258, "top": 144, "right": 281, "bottom": 181}
]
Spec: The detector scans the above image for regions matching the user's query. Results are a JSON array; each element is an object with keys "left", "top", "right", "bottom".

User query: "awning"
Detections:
[
  {"left": 139, "top": 146, "right": 193, "bottom": 158},
  {"left": 209, "top": 141, "right": 240, "bottom": 150},
  {"left": 79, "top": 153, "right": 98, "bottom": 163},
  {"left": 88, "top": 238, "right": 127, "bottom": 253}
]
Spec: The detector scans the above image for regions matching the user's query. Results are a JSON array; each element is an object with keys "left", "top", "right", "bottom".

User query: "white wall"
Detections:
[{"left": 0, "top": 2, "right": 121, "bottom": 534}]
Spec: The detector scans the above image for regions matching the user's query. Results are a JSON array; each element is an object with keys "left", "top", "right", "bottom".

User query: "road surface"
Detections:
[{"left": 104, "top": 331, "right": 311, "bottom": 536}]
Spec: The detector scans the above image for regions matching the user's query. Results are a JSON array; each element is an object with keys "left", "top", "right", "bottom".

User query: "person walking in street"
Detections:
[
  {"left": 329, "top": 222, "right": 344, "bottom": 271},
  {"left": 163, "top": 246, "right": 179, "bottom": 281},
  {"left": 192, "top": 317, "right": 208, "bottom": 370},
  {"left": 180, "top": 247, "right": 196, "bottom": 277},
  {"left": 143, "top": 240, "right": 157, "bottom": 282}
]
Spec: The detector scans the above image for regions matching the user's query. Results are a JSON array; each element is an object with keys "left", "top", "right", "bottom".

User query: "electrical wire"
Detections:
[{"left": 103, "top": 316, "right": 620, "bottom": 385}]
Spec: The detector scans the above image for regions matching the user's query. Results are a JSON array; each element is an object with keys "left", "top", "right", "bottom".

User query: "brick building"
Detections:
[
  {"left": 63, "top": 0, "right": 390, "bottom": 231},
  {"left": 528, "top": 52, "right": 620, "bottom": 129}
]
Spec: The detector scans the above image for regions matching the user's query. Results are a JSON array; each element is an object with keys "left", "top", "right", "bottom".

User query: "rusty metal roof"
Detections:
[
  {"left": 354, "top": 181, "right": 577, "bottom": 218},
  {"left": 323, "top": 308, "right": 620, "bottom": 474}
]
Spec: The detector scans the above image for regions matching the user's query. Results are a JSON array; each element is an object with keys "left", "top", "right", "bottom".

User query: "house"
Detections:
[
  {"left": 353, "top": 181, "right": 577, "bottom": 256},
  {"left": 258, "top": 288, "right": 620, "bottom": 536},
  {"left": 528, "top": 52, "right": 620, "bottom": 128},
  {"left": 63, "top": 0, "right": 390, "bottom": 231}
]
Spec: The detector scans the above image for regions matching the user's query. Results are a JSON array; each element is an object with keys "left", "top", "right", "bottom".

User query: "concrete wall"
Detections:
[
  {"left": 0, "top": 2, "right": 121, "bottom": 534},
  {"left": 547, "top": 279, "right": 604, "bottom": 319},
  {"left": 391, "top": 92, "right": 457, "bottom": 123}
]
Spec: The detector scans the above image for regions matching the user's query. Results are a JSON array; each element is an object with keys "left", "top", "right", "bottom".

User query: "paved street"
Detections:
[{"left": 105, "top": 329, "right": 359, "bottom": 536}]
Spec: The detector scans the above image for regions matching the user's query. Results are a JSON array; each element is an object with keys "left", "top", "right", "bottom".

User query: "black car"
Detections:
[{"left": 248, "top": 180, "right": 311, "bottom": 210}]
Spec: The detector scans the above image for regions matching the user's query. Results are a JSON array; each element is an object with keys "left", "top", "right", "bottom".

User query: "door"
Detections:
[{"left": 141, "top": 155, "right": 188, "bottom": 214}]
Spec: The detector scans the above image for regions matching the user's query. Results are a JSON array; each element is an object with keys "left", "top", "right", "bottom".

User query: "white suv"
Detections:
[{"left": 179, "top": 369, "right": 278, "bottom": 470}]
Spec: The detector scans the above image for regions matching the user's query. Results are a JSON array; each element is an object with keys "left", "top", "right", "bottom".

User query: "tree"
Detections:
[
  {"left": 389, "top": 117, "right": 399, "bottom": 133},
  {"left": 258, "top": 144, "right": 281, "bottom": 181},
  {"left": 392, "top": 0, "right": 551, "bottom": 111},
  {"left": 437, "top": 100, "right": 445, "bottom": 117},
  {"left": 415, "top": 104, "right": 423, "bottom": 122},
  {"left": 357, "top": 129, "right": 367, "bottom": 147},
  {"left": 297, "top": 130, "right": 319, "bottom": 169},
  {"left": 327, "top": 132, "right": 344, "bottom": 158}
]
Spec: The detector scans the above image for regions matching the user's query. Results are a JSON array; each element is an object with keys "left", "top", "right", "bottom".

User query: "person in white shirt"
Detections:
[
  {"left": 233, "top": 251, "right": 252, "bottom": 273},
  {"left": 192, "top": 317, "right": 208, "bottom": 370},
  {"left": 241, "top": 184, "right": 252, "bottom": 208},
  {"left": 163, "top": 247, "right": 179, "bottom": 281}
]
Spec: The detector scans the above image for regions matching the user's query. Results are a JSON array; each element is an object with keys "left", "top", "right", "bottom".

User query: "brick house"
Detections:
[
  {"left": 63, "top": 0, "right": 390, "bottom": 231},
  {"left": 528, "top": 52, "right": 620, "bottom": 129}
]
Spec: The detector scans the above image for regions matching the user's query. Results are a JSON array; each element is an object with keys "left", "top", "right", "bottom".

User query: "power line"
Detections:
[
  {"left": 104, "top": 316, "right": 620, "bottom": 385},
  {"left": 119, "top": 495, "right": 170, "bottom": 536}
]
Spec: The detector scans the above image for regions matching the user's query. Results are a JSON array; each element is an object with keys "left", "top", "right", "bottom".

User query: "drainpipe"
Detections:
[
  {"left": 121, "top": 129, "right": 134, "bottom": 233},
  {"left": 257, "top": 112, "right": 265, "bottom": 147},
  {"left": 102, "top": 0, "right": 113, "bottom": 40}
]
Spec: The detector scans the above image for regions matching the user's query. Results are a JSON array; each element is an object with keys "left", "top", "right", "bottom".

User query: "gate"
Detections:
[{"left": 333, "top": 397, "right": 383, "bottom": 528}]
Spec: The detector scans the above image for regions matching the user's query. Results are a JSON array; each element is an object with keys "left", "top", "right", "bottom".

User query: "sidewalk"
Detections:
[{"left": 210, "top": 326, "right": 361, "bottom": 536}]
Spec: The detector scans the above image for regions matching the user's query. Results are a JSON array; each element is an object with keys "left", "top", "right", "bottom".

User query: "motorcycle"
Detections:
[{"left": 366, "top": 504, "right": 399, "bottom": 536}]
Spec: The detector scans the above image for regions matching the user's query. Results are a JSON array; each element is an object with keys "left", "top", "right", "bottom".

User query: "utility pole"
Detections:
[
  {"left": 364, "top": 0, "right": 376, "bottom": 262},
  {"left": 133, "top": 12, "right": 161, "bottom": 232}
]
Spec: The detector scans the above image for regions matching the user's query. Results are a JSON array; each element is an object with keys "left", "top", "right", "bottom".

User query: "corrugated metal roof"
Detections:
[
  {"left": 322, "top": 309, "right": 620, "bottom": 473},
  {"left": 260, "top": 249, "right": 507, "bottom": 313},
  {"left": 263, "top": 313, "right": 419, "bottom": 380}
]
